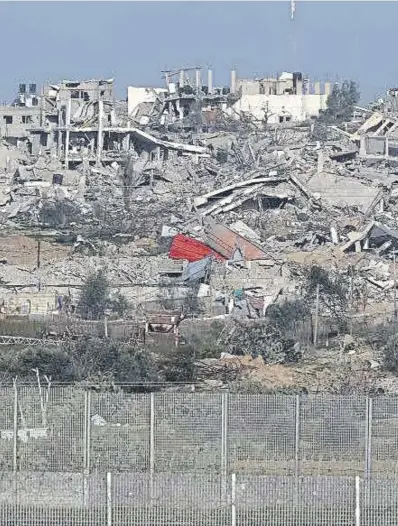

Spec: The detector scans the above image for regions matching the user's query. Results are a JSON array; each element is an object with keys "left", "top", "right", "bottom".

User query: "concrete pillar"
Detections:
[
  {"left": 57, "top": 108, "right": 63, "bottom": 159},
  {"left": 179, "top": 69, "right": 184, "bottom": 89},
  {"left": 195, "top": 68, "right": 201, "bottom": 93},
  {"left": 359, "top": 135, "right": 367, "bottom": 157},
  {"left": 230, "top": 69, "right": 237, "bottom": 94},
  {"left": 296, "top": 80, "right": 303, "bottom": 96},
  {"left": 317, "top": 151, "right": 324, "bottom": 174},
  {"left": 64, "top": 97, "right": 71, "bottom": 169},
  {"left": 330, "top": 226, "right": 339, "bottom": 245},
  {"left": 324, "top": 82, "right": 331, "bottom": 96},
  {"left": 82, "top": 157, "right": 89, "bottom": 176},
  {"left": 208, "top": 69, "right": 213, "bottom": 95},
  {"left": 314, "top": 81, "right": 321, "bottom": 95},
  {"left": 57, "top": 131, "right": 63, "bottom": 158},
  {"left": 97, "top": 100, "right": 104, "bottom": 164},
  {"left": 176, "top": 99, "right": 183, "bottom": 120},
  {"left": 385, "top": 136, "right": 389, "bottom": 158},
  {"left": 122, "top": 134, "right": 129, "bottom": 151},
  {"left": 110, "top": 109, "right": 116, "bottom": 127}
]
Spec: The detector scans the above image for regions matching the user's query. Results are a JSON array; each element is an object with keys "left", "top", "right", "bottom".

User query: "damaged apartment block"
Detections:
[{"left": 1, "top": 65, "right": 398, "bottom": 380}]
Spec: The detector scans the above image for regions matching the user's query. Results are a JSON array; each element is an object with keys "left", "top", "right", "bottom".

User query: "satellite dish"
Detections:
[{"left": 377, "top": 98, "right": 384, "bottom": 105}]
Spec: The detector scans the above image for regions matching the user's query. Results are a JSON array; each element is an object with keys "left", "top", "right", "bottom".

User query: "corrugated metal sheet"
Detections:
[
  {"left": 182, "top": 257, "right": 211, "bottom": 281},
  {"left": 204, "top": 221, "right": 267, "bottom": 260},
  {"left": 169, "top": 234, "right": 224, "bottom": 262}
]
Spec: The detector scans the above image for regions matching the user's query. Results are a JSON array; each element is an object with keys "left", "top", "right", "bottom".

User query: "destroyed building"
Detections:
[
  {"left": 233, "top": 70, "right": 331, "bottom": 123},
  {"left": 128, "top": 68, "right": 331, "bottom": 131},
  {"left": 0, "top": 83, "right": 41, "bottom": 153},
  {"left": 0, "top": 66, "right": 398, "bottom": 396}
]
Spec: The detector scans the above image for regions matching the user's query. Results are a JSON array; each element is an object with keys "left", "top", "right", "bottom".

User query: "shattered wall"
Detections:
[
  {"left": 0, "top": 106, "right": 41, "bottom": 140},
  {"left": 1, "top": 292, "right": 57, "bottom": 316},
  {"left": 127, "top": 87, "right": 167, "bottom": 117},
  {"left": 367, "top": 137, "right": 386, "bottom": 156},
  {"left": 232, "top": 94, "right": 328, "bottom": 123}
]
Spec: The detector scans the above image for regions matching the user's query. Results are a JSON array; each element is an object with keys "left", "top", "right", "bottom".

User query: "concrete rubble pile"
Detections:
[{"left": 1, "top": 78, "right": 398, "bottom": 331}]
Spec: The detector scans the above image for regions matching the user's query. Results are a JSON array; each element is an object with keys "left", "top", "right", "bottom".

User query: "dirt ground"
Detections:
[{"left": 209, "top": 339, "right": 393, "bottom": 394}]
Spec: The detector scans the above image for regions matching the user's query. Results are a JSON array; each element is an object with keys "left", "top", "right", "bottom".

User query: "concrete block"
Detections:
[{"left": 324, "top": 82, "right": 331, "bottom": 96}]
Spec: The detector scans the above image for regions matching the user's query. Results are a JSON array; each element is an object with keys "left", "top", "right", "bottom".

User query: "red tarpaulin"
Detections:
[{"left": 169, "top": 234, "right": 224, "bottom": 262}]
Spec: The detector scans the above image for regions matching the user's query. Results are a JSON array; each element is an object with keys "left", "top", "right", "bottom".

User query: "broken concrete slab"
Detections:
[
  {"left": 203, "top": 218, "right": 268, "bottom": 261},
  {"left": 306, "top": 172, "right": 380, "bottom": 212},
  {"left": 230, "top": 220, "right": 261, "bottom": 243}
]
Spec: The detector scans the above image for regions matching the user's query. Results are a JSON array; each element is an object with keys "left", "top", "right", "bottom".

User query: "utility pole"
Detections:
[
  {"left": 313, "top": 284, "right": 320, "bottom": 345},
  {"left": 37, "top": 241, "right": 41, "bottom": 269},
  {"left": 394, "top": 251, "right": 397, "bottom": 319}
]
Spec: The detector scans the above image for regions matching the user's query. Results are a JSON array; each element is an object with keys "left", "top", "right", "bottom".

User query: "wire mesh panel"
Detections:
[
  {"left": 90, "top": 392, "right": 150, "bottom": 472},
  {"left": 362, "top": 478, "right": 398, "bottom": 526},
  {"left": 0, "top": 387, "right": 15, "bottom": 470},
  {"left": 296, "top": 476, "right": 355, "bottom": 525},
  {"left": 15, "top": 472, "right": 84, "bottom": 507},
  {"left": 4, "top": 473, "right": 398, "bottom": 525},
  {"left": 154, "top": 393, "right": 222, "bottom": 472},
  {"left": 371, "top": 397, "right": 398, "bottom": 476},
  {"left": 0, "top": 472, "right": 106, "bottom": 526},
  {"left": 17, "top": 386, "right": 85, "bottom": 471},
  {"left": 236, "top": 475, "right": 355, "bottom": 526},
  {"left": 112, "top": 473, "right": 230, "bottom": 526},
  {"left": 13, "top": 386, "right": 44, "bottom": 471},
  {"left": 228, "top": 395, "right": 296, "bottom": 475},
  {"left": 236, "top": 474, "right": 297, "bottom": 526},
  {"left": 84, "top": 473, "right": 108, "bottom": 526},
  {"left": 299, "top": 396, "right": 367, "bottom": 476}
]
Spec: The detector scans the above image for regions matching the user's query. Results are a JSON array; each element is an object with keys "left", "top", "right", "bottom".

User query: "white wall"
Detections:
[
  {"left": 231, "top": 94, "right": 328, "bottom": 123},
  {"left": 236, "top": 80, "right": 263, "bottom": 96},
  {"left": 127, "top": 87, "right": 166, "bottom": 116}
]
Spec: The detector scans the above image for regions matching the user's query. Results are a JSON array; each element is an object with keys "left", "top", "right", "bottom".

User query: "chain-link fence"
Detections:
[
  {"left": 0, "top": 473, "right": 397, "bottom": 525},
  {"left": 3, "top": 388, "right": 398, "bottom": 477}
]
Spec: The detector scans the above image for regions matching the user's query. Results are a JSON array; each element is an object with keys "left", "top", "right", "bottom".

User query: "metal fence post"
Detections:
[
  {"left": 107, "top": 472, "right": 112, "bottom": 526},
  {"left": 231, "top": 473, "right": 236, "bottom": 526},
  {"left": 83, "top": 390, "right": 91, "bottom": 506},
  {"left": 295, "top": 394, "right": 300, "bottom": 477},
  {"left": 221, "top": 392, "right": 228, "bottom": 502},
  {"left": 355, "top": 476, "right": 361, "bottom": 526},
  {"left": 294, "top": 394, "right": 301, "bottom": 506},
  {"left": 12, "top": 378, "right": 18, "bottom": 504},
  {"left": 150, "top": 393, "right": 155, "bottom": 500},
  {"left": 364, "top": 397, "right": 373, "bottom": 479}
]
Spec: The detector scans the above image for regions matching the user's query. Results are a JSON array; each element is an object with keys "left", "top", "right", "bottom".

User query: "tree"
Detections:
[
  {"left": 109, "top": 291, "right": 130, "bottom": 318},
  {"left": 303, "top": 265, "right": 349, "bottom": 329},
  {"left": 0, "top": 346, "right": 73, "bottom": 381},
  {"left": 78, "top": 271, "right": 129, "bottom": 320},
  {"left": 222, "top": 320, "right": 300, "bottom": 364},
  {"left": 267, "top": 299, "right": 310, "bottom": 333},
  {"left": 78, "top": 270, "right": 110, "bottom": 319},
  {"left": 157, "top": 344, "right": 196, "bottom": 383},
  {"left": 319, "top": 80, "right": 360, "bottom": 123}
]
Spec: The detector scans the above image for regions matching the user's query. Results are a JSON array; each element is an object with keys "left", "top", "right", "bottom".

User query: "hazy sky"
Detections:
[{"left": 0, "top": 1, "right": 397, "bottom": 103}]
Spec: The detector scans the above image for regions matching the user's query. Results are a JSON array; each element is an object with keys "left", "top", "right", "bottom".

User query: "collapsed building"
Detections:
[{"left": 0, "top": 66, "right": 397, "bottom": 352}]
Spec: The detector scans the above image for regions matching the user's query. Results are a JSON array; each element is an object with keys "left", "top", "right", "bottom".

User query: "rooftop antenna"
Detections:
[{"left": 291, "top": 0, "right": 296, "bottom": 20}]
